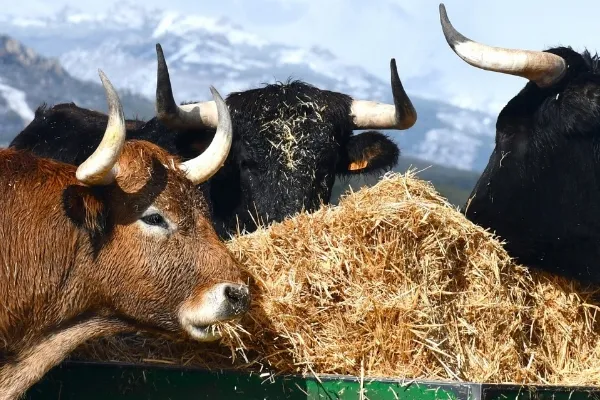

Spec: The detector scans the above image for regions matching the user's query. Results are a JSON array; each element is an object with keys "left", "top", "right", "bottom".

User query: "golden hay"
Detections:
[{"left": 71, "top": 171, "right": 600, "bottom": 385}]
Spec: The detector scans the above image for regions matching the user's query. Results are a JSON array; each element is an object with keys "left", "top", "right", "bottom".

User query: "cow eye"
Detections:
[{"left": 140, "top": 213, "right": 168, "bottom": 229}]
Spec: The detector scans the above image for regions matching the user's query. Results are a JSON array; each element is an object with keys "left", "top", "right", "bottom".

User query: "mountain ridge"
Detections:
[
  {"left": 0, "top": 2, "right": 498, "bottom": 172},
  {"left": 0, "top": 34, "right": 155, "bottom": 145}
]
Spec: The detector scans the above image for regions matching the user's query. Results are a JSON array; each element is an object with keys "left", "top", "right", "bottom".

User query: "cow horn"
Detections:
[
  {"left": 76, "top": 70, "right": 126, "bottom": 186},
  {"left": 179, "top": 86, "right": 232, "bottom": 184},
  {"left": 439, "top": 3, "right": 566, "bottom": 88},
  {"left": 155, "top": 43, "right": 218, "bottom": 129},
  {"left": 350, "top": 58, "right": 417, "bottom": 130}
]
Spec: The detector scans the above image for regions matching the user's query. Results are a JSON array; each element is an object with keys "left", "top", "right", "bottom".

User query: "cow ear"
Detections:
[
  {"left": 337, "top": 131, "right": 400, "bottom": 175},
  {"left": 62, "top": 185, "right": 109, "bottom": 237}
]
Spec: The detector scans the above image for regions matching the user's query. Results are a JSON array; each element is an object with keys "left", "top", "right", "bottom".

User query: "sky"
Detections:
[{"left": 3, "top": 0, "right": 600, "bottom": 115}]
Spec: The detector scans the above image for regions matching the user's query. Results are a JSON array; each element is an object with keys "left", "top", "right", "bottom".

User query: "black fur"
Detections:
[
  {"left": 462, "top": 46, "right": 600, "bottom": 283},
  {"left": 11, "top": 80, "right": 400, "bottom": 238}
]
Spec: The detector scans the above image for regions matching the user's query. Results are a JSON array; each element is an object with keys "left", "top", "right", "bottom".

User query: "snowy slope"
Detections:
[
  {"left": 0, "top": 3, "right": 498, "bottom": 172},
  {"left": 0, "top": 35, "right": 155, "bottom": 144},
  {"left": 0, "top": 78, "right": 34, "bottom": 122}
]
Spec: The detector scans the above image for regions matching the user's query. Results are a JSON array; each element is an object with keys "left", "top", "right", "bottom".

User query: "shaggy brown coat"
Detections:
[{"left": 0, "top": 142, "right": 248, "bottom": 399}]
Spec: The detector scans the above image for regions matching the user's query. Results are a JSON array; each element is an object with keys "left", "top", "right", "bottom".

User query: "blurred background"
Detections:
[{"left": 1, "top": 0, "right": 596, "bottom": 206}]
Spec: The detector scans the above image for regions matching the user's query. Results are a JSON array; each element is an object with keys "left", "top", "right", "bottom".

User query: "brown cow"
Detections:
[{"left": 0, "top": 70, "right": 251, "bottom": 399}]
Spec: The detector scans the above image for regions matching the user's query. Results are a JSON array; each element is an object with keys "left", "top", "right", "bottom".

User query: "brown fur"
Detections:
[{"left": 0, "top": 141, "right": 247, "bottom": 399}]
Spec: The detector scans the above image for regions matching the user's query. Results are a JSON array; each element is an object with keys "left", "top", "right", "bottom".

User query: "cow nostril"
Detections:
[{"left": 224, "top": 284, "right": 250, "bottom": 312}]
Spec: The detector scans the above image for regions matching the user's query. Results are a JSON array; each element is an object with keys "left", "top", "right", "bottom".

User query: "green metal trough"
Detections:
[{"left": 25, "top": 361, "right": 600, "bottom": 400}]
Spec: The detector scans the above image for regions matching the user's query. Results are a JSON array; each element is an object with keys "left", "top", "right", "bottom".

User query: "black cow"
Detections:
[
  {"left": 11, "top": 44, "right": 417, "bottom": 238},
  {"left": 439, "top": 3, "right": 600, "bottom": 283}
]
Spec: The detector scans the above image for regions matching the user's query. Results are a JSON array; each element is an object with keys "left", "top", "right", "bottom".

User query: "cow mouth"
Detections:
[
  {"left": 184, "top": 322, "right": 222, "bottom": 342},
  {"left": 179, "top": 282, "right": 251, "bottom": 342}
]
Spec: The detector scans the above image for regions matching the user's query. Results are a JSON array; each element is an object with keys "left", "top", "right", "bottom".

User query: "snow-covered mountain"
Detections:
[
  {"left": 0, "top": 35, "right": 154, "bottom": 146},
  {"left": 0, "top": 3, "right": 498, "bottom": 171}
]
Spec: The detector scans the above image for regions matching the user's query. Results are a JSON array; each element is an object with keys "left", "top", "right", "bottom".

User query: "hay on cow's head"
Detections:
[
  {"left": 72, "top": 171, "right": 600, "bottom": 385},
  {"left": 259, "top": 98, "right": 327, "bottom": 172}
]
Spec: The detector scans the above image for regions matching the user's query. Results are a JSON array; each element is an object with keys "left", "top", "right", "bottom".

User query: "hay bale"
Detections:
[{"left": 71, "top": 171, "right": 600, "bottom": 385}]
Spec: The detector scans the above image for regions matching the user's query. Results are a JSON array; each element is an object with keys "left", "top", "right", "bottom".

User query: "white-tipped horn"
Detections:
[
  {"left": 155, "top": 43, "right": 218, "bottom": 129},
  {"left": 439, "top": 3, "right": 566, "bottom": 88},
  {"left": 75, "top": 70, "right": 126, "bottom": 186},
  {"left": 179, "top": 86, "right": 232, "bottom": 184},
  {"left": 350, "top": 58, "right": 417, "bottom": 130}
]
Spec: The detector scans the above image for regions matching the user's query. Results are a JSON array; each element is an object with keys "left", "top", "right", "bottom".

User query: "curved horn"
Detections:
[
  {"left": 155, "top": 43, "right": 218, "bottom": 129},
  {"left": 350, "top": 58, "right": 417, "bottom": 130},
  {"left": 179, "top": 86, "right": 232, "bottom": 185},
  {"left": 75, "top": 70, "right": 126, "bottom": 186},
  {"left": 439, "top": 3, "right": 566, "bottom": 88}
]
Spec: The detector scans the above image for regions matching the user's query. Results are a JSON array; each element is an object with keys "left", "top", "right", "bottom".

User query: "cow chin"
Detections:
[{"left": 178, "top": 282, "right": 251, "bottom": 342}]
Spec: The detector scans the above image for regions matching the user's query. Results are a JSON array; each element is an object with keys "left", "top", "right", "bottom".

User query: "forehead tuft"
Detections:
[
  {"left": 114, "top": 141, "right": 210, "bottom": 217},
  {"left": 118, "top": 141, "right": 184, "bottom": 173},
  {"left": 580, "top": 50, "right": 600, "bottom": 74},
  {"left": 258, "top": 97, "right": 331, "bottom": 171},
  {"left": 230, "top": 81, "right": 352, "bottom": 173},
  {"left": 116, "top": 140, "right": 204, "bottom": 201}
]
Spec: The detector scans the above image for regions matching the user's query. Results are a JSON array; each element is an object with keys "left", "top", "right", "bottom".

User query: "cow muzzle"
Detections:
[{"left": 178, "top": 282, "right": 251, "bottom": 341}]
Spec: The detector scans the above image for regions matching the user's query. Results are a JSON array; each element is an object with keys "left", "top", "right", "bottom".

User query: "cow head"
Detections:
[
  {"left": 154, "top": 44, "right": 417, "bottom": 234},
  {"left": 68, "top": 70, "right": 250, "bottom": 341},
  {"left": 439, "top": 4, "right": 600, "bottom": 280}
]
